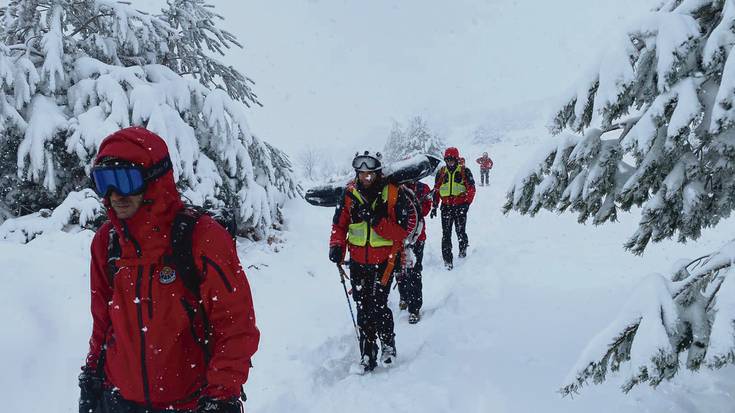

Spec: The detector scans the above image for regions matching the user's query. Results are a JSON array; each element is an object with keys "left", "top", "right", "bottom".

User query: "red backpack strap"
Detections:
[
  {"left": 380, "top": 183, "right": 405, "bottom": 286},
  {"left": 385, "top": 183, "right": 399, "bottom": 220}
]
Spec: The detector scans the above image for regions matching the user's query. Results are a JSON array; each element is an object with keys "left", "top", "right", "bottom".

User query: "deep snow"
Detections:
[{"left": 4, "top": 128, "right": 735, "bottom": 412}]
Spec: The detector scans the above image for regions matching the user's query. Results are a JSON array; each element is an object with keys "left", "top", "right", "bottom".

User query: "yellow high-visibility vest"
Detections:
[
  {"left": 439, "top": 166, "right": 467, "bottom": 197},
  {"left": 347, "top": 185, "right": 395, "bottom": 247}
]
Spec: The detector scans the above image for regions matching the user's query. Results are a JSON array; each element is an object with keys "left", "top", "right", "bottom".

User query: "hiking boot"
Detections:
[
  {"left": 444, "top": 261, "right": 453, "bottom": 270},
  {"left": 360, "top": 337, "right": 378, "bottom": 373},
  {"left": 361, "top": 354, "right": 377, "bottom": 373},
  {"left": 399, "top": 300, "right": 408, "bottom": 311},
  {"left": 381, "top": 342, "right": 397, "bottom": 366},
  {"left": 458, "top": 249, "right": 467, "bottom": 258},
  {"left": 408, "top": 312, "right": 420, "bottom": 324}
]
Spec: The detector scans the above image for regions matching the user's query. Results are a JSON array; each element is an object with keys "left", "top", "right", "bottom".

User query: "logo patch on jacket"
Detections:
[{"left": 159, "top": 266, "right": 177, "bottom": 284}]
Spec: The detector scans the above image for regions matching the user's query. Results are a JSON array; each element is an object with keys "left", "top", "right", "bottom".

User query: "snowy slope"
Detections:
[
  {"left": 242, "top": 133, "right": 735, "bottom": 413},
  {"left": 4, "top": 128, "right": 735, "bottom": 413}
]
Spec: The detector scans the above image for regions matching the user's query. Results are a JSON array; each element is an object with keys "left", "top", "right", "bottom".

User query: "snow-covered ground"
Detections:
[{"left": 4, "top": 128, "right": 735, "bottom": 412}]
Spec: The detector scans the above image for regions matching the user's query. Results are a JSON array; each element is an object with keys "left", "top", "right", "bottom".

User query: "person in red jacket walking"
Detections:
[
  {"left": 79, "top": 127, "right": 259, "bottom": 413},
  {"left": 430, "top": 147, "right": 476, "bottom": 270},
  {"left": 397, "top": 179, "right": 431, "bottom": 324},
  {"left": 329, "top": 151, "right": 417, "bottom": 372},
  {"left": 475, "top": 152, "right": 493, "bottom": 186}
]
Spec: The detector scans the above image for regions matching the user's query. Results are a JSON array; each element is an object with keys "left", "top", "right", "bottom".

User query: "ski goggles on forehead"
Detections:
[
  {"left": 352, "top": 155, "right": 381, "bottom": 171},
  {"left": 90, "top": 156, "right": 172, "bottom": 197}
]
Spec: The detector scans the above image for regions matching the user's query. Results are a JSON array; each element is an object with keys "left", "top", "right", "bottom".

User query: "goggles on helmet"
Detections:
[
  {"left": 352, "top": 153, "right": 382, "bottom": 172},
  {"left": 90, "top": 156, "right": 172, "bottom": 197}
]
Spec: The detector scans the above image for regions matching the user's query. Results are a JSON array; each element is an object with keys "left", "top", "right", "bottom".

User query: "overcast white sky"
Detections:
[{"left": 176, "top": 1, "right": 656, "bottom": 155}]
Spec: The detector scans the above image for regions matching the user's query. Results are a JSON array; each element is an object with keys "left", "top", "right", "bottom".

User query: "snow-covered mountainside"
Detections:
[{"left": 4, "top": 125, "right": 735, "bottom": 413}]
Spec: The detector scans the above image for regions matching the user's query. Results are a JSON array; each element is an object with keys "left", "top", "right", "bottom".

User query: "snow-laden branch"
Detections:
[
  {"left": 562, "top": 239, "right": 735, "bottom": 395},
  {"left": 0, "top": 0, "right": 298, "bottom": 241},
  {"left": 506, "top": 1, "right": 735, "bottom": 254},
  {"left": 0, "top": 189, "right": 104, "bottom": 243}
]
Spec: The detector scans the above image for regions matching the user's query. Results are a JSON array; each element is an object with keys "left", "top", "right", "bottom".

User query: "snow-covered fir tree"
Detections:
[
  {"left": 504, "top": 0, "right": 735, "bottom": 394},
  {"left": 383, "top": 116, "right": 445, "bottom": 162},
  {"left": 0, "top": 0, "right": 299, "bottom": 242}
]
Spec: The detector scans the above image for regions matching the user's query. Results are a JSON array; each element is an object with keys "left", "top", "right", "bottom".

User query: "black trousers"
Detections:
[
  {"left": 480, "top": 169, "right": 489, "bottom": 185},
  {"left": 349, "top": 261, "right": 396, "bottom": 357},
  {"left": 398, "top": 241, "right": 424, "bottom": 314},
  {"left": 441, "top": 204, "right": 469, "bottom": 264},
  {"left": 98, "top": 390, "right": 192, "bottom": 413}
]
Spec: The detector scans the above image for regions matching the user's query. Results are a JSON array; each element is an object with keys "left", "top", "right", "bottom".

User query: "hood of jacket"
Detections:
[{"left": 95, "top": 127, "right": 184, "bottom": 258}]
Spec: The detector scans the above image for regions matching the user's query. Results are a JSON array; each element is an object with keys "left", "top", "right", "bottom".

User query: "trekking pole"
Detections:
[{"left": 336, "top": 263, "right": 361, "bottom": 348}]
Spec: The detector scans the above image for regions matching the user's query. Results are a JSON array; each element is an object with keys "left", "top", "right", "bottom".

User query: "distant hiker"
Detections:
[
  {"left": 398, "top": 179, "right": 432, "bottom": 324},
  {"left": 80, "top": 127, "right": 259, "bottom": 413},
  {"left": 476, "top": 152, "right": 494, "bottom": 187},
  {"left": 329, "top": 151, "right": 418, "bottom": 372},
  {"left": 430, "top": 147, "right": 476, "bottom": 270}
]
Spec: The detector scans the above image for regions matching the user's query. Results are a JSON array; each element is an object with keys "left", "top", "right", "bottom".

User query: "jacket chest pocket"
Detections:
[{"left": 141, "top": 263, "right": 188, "bottom": 321}]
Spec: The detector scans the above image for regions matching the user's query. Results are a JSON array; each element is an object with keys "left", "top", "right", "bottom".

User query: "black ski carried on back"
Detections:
[{"left": 304, "top": 154, "right": 441, "bottom": 207}]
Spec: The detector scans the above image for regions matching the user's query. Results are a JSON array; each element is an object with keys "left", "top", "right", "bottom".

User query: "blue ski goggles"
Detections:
[{"left": 91, "top": 156, "right": 172, "bottom": 197}]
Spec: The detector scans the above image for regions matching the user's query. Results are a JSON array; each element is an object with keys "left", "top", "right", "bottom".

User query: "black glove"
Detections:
[
  {"left": 329, "top": 245, "right": 343, "bottom": 263},
  {"left": 354, "top": 203, "right": 372, "bottom": 223},
  {"left": 197, "top": 397, "right": 243, "bottom": 413},
  {"left": 78, "top": 367, "right": 103, "bottom": 413},
  {"left": 429, "top": 207, "right": 437, "bottom": 219}
]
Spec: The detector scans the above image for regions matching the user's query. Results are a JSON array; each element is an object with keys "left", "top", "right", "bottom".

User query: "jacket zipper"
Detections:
[
  {"left": 449, "top": 168, "right": 454, "bottom": 197},
  {"left": 202, "top": 256, "right": 233, "bottom": 293},
  {"left": 124, "top": 222, "right": 151, "bottom": 407},
  {"left": 135, "top": 264, "right": 151, "bottom": 407},
  {"left": 147, "top": 265, "right": 154, "bottom": 319}
]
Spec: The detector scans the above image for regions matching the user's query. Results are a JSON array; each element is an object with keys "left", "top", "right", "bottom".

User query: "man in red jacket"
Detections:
[
  {"left": 329, "top": 151, "right": 417, "bottom": 372},
  {"left": 398, "top": 179, "right": 431, "bottom": 324},
  {"left": 475, "top": 152, "right": 493, "bottom": 187},
  {"left": 79, "top": 127, "right": 259, "bottom": 413},
  {"left": 430, "top": 147, "right": 476, "bottom": 270}
]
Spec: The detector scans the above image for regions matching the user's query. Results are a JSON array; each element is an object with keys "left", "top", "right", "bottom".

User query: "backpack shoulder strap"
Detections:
[
  {"left": 387, "top": 183, "right": 399, "bottom": 211},
  {"left": 384, "top": 183, "right": 400, "bottom": 220},
  {"left": 106, "top": 225, "right": 121, "bottom": 288},
  {"left": 459, "top": 165, "right": 468, "bottom": 184},
  {"left": 171, "top": 207, "right": 205, "bottom": 297}
]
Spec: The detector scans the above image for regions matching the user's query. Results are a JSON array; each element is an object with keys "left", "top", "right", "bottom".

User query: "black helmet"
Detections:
[{"left": 352, "top": 151, "right": 383, "bottom": 172}]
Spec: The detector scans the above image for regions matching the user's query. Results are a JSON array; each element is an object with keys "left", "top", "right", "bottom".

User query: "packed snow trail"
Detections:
[
  {"left": 3, "top": 139, "right": 735, "bottom": 413},
  {"left": 242, "top": 139, "right": 735, "bottom": 412}
]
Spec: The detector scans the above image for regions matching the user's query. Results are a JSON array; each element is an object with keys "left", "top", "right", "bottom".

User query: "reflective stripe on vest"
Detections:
[
  {"left": 439, "top": 166, "right": 467, "bottom": 197},
  {"left": 347, "top": 186, "right": 394, "bottom": 247}
]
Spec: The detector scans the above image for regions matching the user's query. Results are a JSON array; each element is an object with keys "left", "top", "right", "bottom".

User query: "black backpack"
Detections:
[{"left": 106, "top": 205, "right": 237, "bottom": 297}]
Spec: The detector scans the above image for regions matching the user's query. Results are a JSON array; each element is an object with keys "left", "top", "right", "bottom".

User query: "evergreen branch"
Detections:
[
  {"left": 673, "top": 261, "right": 730, "bottom": 301},
  {"left": 67, "top": 13, "right": 115, "bottom": 38},
  {"left": 7, "top": 43, "right": 44, "bottom": 58},
  {"left": 561, "top": 321, "right": 640, "bottom": 396}
]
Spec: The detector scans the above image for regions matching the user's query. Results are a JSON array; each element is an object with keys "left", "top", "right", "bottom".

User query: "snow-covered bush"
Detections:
[
  {"left": 0, "top": 0, "right": 299, "bottom": 241},
  {"left": 504, "top": 0, "right": 735, "bottom": 393},
  {"left": 0, "top": 189, "right": 103, "bottom": 243},
  {"left": 383, "top": 116, "right": 445, "bottom": 162}
]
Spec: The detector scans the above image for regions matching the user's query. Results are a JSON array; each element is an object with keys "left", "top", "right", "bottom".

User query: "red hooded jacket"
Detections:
[
  {"left": 476, "top": 155, "right": 493, "bottom": 170},
  {"left": 432, "top": 165, "right": 476, "bottom": 207},
  {"left": 84, "top": 127, "right": 259, "bottom": 410}
]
